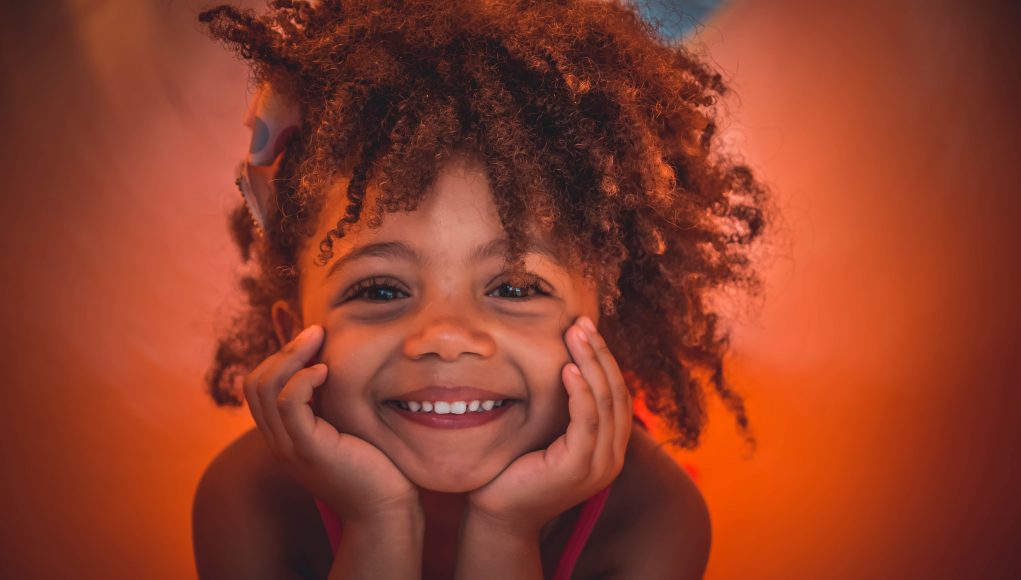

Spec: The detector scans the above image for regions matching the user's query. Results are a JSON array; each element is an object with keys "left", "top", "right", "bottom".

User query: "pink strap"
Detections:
[
  {"left": 551, "top": 484, "right": 613, "bottom": 580},
  {"left": 313, "top": 496, "right": 343, "bottom": 553}
]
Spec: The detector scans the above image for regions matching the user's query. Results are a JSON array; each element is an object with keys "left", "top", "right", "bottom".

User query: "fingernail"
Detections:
[
  {"left": 574, "top": 326, "right": 589, "bottom": 343},
  {"left": 579, "top": 316, "right": 596, "bottom": 334},
  {"left": 294, "top": 325, "right": 317, "bottom": 342},
  {"left": 568, "top": 363, "right": 581, "bottom": 375}
]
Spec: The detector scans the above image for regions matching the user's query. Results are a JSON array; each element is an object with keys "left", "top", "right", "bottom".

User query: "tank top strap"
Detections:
[
  {"left": 313, "top": 496, "right": 343, "bottom": 554},
  {"left": 551, "top": 483, "right": 614, "bottom": 580}
]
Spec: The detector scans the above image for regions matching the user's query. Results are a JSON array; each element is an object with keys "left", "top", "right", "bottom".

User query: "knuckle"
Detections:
[
  {"left": 567, "top": 463, "right": 591, "bottom": 484},
  {"left": 598, "top": 393, "right": 615, "bottom": 412},
  {"left": 607, "top": 447, "right": 622, "bottom": 468},
  {"left": 276, "top": 392, "right": 297, "bottom": 413},
  {"left": 584, "top": 415, "right": 600, "bottom": 434},
  {"left": 242, "top": 374, "right": 260, "bottom": 400},
  {"left": 613, "top": 387, "right": 630, "bottom": 404}
]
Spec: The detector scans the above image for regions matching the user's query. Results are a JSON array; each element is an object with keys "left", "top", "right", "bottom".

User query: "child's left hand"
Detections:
[{"left": 465, "top": 315, "right": 633, "bottom": 536}]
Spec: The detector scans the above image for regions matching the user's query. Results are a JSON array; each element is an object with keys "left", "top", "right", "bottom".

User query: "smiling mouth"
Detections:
[
  {"left": 384, "top": 399, "right": 518, "bottom": 429},
  {"left": 385, "top": 399, "right": 515, "bottom": 414}
]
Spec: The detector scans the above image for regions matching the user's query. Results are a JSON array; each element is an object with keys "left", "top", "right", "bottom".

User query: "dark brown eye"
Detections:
[
  {"left": 488, "top": 276, "right": 549, "bottom": 300},
  {"left": 343, "top": 277, "right": 409, "bottom": 303}
]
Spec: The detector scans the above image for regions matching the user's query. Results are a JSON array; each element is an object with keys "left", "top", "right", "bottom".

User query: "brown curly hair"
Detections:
[{"left": 199, "top": 0, "right": 768, "bottom": 449}]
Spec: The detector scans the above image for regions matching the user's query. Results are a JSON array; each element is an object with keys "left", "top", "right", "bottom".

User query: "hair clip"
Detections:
[
  {"left": 635, "top": 0, "right": 727, "bottom": 43},
  {"left": 235, "top": 83, "right": 301, "bottom": 235},
  {"left": 235, "top": 160, "right": 272, "bottom": 235}
]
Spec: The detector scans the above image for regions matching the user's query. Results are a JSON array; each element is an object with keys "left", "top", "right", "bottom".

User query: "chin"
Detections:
[{"left": 402, "top": 457, "right": 507, "bottom": 493}]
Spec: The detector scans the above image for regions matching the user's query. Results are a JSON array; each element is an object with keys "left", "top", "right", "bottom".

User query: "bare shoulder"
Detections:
[
  {"left": 192, "top": 427, "right": 331, "bottom": 580},
  {"left": 580, "top": 427, "right": 712, "bottom": 580}
]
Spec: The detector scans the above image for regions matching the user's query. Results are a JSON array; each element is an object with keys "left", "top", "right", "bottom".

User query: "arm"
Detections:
[
  {"left": 192, "top": 430, "right": 427, "bottom": 580},
  {"left": 329, "top": 506, "right": 426, "bottom": 580},
  {"left": 607, "top": 467, "right": 711, "bottom": 580},
  {"left": 192, "top": 434, "right": 308, "bottom": 580},
  {"left": 454, "top": 509, "right": 544, "bottom": 580},
  {"left": 237, "top": 324, "right": 425, "bottom": 578},
  {"left": 195, "top": 325, "right": 429, "bottom": 579},
  {"left": 629, "top": 486, "right": 710, "bottom": 579}
]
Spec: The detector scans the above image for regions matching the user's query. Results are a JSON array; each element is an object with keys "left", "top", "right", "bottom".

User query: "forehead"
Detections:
[{"left": 300, "top": 156, "right": 573, "bottom": 272}]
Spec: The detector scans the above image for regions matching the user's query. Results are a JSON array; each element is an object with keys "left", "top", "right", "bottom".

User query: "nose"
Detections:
[{"left": 402, "top": 313, "right": 497, "bottom": 362}]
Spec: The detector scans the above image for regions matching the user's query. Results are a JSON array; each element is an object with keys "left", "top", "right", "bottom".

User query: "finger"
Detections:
[
  {"left": 578, "top": 317, "right": 632, "bottom": 463},
  {"left": 243, "top": 367, "right": 269, "bottom": 439},
  {"left": 568, "top": 321, "right": 615, "bottom": 470},
  {"left": 256, "top": 325, "right": 325, "bottom": 454},
  {"left": 561, "top": 361, "right": 599, "bottom": 465},
  {"left": 278, "top": 363, "right": 331, "bottom": 462}
]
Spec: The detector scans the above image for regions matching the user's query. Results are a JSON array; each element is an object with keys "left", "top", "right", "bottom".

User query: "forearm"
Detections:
[
  {"left": 454, "top": 510, "right": 543, "bottom": 580},
  {"left": 329, "top": 508, "right": 425, "bottom": 580}
]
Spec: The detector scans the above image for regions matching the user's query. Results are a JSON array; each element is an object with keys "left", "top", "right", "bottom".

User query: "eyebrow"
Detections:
[
  {"left": 328, "top": 241, "right": 423, "bottom": 279},
  {"left": 326, "top": 237, "right": 564, "bottom": 279}
]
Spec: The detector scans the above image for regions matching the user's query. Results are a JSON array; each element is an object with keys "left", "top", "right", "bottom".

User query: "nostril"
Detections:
[{"left": 401, "top": 328, "right": 497, "bottom": 361}]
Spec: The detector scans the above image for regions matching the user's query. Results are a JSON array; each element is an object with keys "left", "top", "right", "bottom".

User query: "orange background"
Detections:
[{"left": 1, "top": 0, "right": 1019, "bottom": 577}]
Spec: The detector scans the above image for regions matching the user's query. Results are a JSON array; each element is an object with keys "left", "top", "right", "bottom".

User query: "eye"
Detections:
[
  {"left": 488, "top": 274, "right": 550, "bottom": 301},
  {"left": 342, "top": 276, "right": 410, "bottom": 303}
]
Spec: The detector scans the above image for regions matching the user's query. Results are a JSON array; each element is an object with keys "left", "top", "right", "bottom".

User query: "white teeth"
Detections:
[{"left": 394, "top": 399, "right": 510, "bottom": 414}]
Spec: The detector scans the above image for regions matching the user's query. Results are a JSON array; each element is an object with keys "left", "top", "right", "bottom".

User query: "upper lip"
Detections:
[{"left": 388, "top": 386, "right": 518, "bottom": 403}]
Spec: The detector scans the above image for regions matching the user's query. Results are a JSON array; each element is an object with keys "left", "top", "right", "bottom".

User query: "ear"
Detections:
[{"left": 270, "top": 299, "right": 303, "bottom": 348}]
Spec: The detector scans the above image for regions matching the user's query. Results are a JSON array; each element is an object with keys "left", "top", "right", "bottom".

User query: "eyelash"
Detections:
[
  {"left": 341, "top": 275, "right": 550, "bottom": 304},
  {"left": 485, "top": 275, "right": 551, "bottom": 302},
  {"left": 341, "top": 277, "right": 408, "bottom": 304}
]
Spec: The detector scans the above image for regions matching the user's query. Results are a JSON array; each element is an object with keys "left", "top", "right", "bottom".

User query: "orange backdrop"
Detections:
[{"left": 1, "top": 0, "right": 1019, "bottom": 578}]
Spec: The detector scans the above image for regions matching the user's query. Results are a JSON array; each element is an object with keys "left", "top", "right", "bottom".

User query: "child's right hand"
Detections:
[{"left": 243, "top": 324, "right": 420, "bottom": 523}]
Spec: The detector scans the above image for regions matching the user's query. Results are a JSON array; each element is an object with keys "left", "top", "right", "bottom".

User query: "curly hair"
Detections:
[{"left": 199, "top": 0, "right": 768, "bottom": 450}]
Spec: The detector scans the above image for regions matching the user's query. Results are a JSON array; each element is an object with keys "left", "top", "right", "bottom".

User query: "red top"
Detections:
[{"left": 312, "top": 484, "right": 613, "bottom": 580}]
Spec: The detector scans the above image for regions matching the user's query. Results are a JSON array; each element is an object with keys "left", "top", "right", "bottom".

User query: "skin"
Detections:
[
  {"left": 281, "top": 152, "right": 605, "bottom": 496},
  {"left": 193, "top": 153, "right": 711, "bottom": 579}
]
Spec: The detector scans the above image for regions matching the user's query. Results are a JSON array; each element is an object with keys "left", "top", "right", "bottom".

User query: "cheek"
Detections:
[
  {"left": 314, "top": 331, "right": 389, "bottom": 429},
  {"left": 523, "top": 338, "right": 574, "bottom": 444},
  {"left": 505, "top": 325, "right": 570, "bottom": 392}
]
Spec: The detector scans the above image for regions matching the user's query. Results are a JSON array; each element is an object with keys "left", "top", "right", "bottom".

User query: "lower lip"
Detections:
[{"left": 386, "top": 401, "right": 517, "bottom": 429}]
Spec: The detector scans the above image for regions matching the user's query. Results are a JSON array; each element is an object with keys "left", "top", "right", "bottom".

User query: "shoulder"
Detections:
[
  {"left": 584, "top": 427, "right": 711, "bottom": 580},
  {"left": 192, "top": 427, "right": 331, "bottom": 579}
]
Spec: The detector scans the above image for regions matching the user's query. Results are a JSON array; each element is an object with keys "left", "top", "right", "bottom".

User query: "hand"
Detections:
[
  {"left": 243, "top": 325, "right": 420, "bottom": 523},
  {"left": 464, "top": 315, "right": 633, "bottom": 535}
]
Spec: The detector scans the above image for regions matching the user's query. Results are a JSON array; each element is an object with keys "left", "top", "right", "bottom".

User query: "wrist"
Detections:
[
  {"left": 462, "top": 505, "right": 542, "bottom": 542},
  {"left": 344, "top": 499, "right": 426, "bottom": 531},
  {"left": 456, "top": 509, "right": 543, "bottom": 580},
  {"left": 331, "top": 504, "right": 425, "bottom": 580}
]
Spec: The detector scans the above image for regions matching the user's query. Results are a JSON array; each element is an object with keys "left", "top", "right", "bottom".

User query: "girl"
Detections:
[{"left": 193, "top": 1, "right": 766, "bottom": 578}]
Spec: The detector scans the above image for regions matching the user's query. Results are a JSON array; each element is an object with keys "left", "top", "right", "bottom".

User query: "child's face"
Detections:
[{"left": 289, "top": 154, "right": 600, "bottom": 492}]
